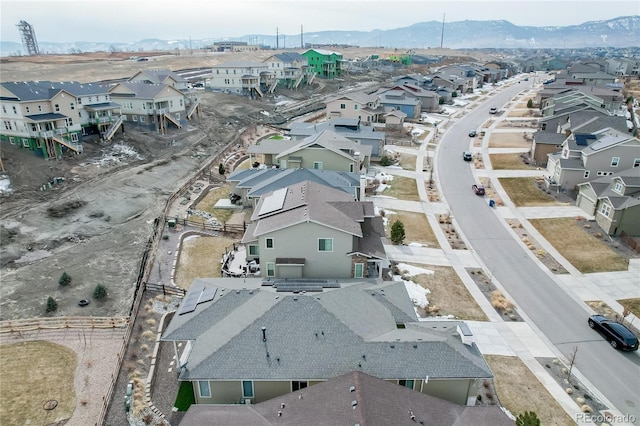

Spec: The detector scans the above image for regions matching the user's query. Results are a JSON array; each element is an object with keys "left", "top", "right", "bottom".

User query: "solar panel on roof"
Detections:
[
  {"left": 178, "top": 286, "right": 204, "bottom": 315},
  {"left": 258, "top": 188, "right": 287, "bottom": 215},
  {"left": 198, "top": 287, "right": 217, "bottom": 304}
]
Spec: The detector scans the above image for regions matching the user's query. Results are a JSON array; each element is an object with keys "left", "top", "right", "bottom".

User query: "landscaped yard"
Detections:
[
  {"left": 485, "top": 355, "right": 575, "bottom": 426},
  {"left": 384, "top": 210, "right": 439, "bottom": 248},
  {"left": 498, "top": 177, "right": 561, "bottom": 207},
  {"left": 174, "top": 235, "right": 237, "bottom": 288},
  {"left": 399, "top": 153, "right": 417, "bottom": 171},
  {"left": 529, "top": 218, "right": 629, "bottom": 273},
  {"left": 489, "top": 153, "right": 535, "bottom": 170},
  {"left": 0, "top": 341, "right": 76, "bottom": 426},
  {"left": 382, "top": 176, "right": 420, "bottom": 201},
  {"left": 488, "top": 132, "right": 531, "bottom": 148},
  {"left": 507, "top": 109, "right": 535, "bottom": 117},
  {"left": 191, "top": 184, "right": 235, "bottom": 223},
  {"left": 408, "top": 264, "right": 488, "bottom": 321},
  {"left": 619, "top": 298, "right": 640, "bottom": 317}
]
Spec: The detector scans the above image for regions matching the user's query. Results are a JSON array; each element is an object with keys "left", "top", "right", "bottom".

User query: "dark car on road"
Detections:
[
  {"left": 463, "top": 151, "right": 473, "bottom": 161},
  {"left": 588, "top": 315, "right": 639, "bottom": 351},
  {"left": 472, "top": 184, "right": 485, "bottom": 195},
  {"left": 468, "top": 130, "right": 477, "bottom": 137}
]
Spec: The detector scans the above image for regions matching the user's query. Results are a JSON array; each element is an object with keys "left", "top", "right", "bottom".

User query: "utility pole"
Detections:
[
  {"left": 440, "top": 13, "right": 445, "bottom": 49},
  {"left": 276, "top": 27, "right": 279, "bottom": 50},
  {"left": 300, "top": 25, "right": 303, "bottom": 49}
]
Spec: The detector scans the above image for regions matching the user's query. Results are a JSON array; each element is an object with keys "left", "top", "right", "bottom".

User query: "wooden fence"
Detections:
[
  {"left": 0, "top": 316, "right": 129, "bottom": 334},
  {"left": 144, "top": 282, "right": 187, "bottom": 297}
]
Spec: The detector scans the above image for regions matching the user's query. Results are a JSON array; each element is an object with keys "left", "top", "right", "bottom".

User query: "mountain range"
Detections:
[{"left": 1, "top": 16, "right": 638, "bottom": 57}]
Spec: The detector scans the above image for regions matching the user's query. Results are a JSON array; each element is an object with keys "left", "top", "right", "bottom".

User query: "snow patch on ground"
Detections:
[
  {"left": 397, "top": 263, "right": 434, "bottom": 277},
  {"left": 393, "top": 275, "right": 430, "bottom": 310}
]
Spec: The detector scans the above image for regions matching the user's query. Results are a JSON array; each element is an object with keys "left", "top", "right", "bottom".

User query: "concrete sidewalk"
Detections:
[{"left": 370, "top": 83, "right": 638, "bottom": 425}]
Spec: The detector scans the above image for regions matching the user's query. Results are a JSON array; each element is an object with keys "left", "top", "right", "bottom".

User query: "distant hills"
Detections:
[{"left": 1, "top": 16, "right": 638, "bottom": 57}]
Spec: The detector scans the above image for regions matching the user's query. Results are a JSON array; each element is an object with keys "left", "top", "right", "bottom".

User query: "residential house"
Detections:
[
  {"left": 207, "top": 61, "right": 273, "bottom": 97},
  {"left": 539, "top": 88, "right": 624, "bottom": 117},
  {"left": 241, "top": 180, "right": 386, "bottom": 279},
  {"left": 393, "top": 74, "right": 426, "bottom": 87},
  {"left": 108, "top": 81, "right": 185, "bottom": 134},
  {"left": 261, "top": 52, "right": 312, "bottom": 90},
  {"left": 161, "top": 279, "right": 493, "bottom": 406},
  {"left": 576, "top": 168, "right": 640, "bottom": 236},
  {"left": 226, "top": 167, "right": 363, "bottom": 207},
  {"left": 378, "top": 84, "right": 440, "bottom": 113},
  {"left": 545, "top": 127, "right": 640, "bottom": 191},
  {"left": 302, "top": 49, "right": 344, "bottom": 78},
  {"left": 0, "top": 81, "right": 121, "bottom": 159},
  {"left": 325, "top": 92, "right": 385, "bottom": 123},
  {"left": 531, "top": 132, "right": 567, "bottom": 166},
  {"left": 384, "top": 109, "right": 407, "bottom": 129},
  {"left": 248, "top": 130, "right": 371, "bottom": 173},
  {"left": 288, "top": 118, "right": 386, "bottom": 159},
  {"left": 436, "top": 65, "right": 477, "bottom": 92},
  {"left": 430, "top": 75, "right": 468, "bottom": 96},
  {"left": 378, "top": 89, "right": 421, "bottom": 119},
  {"left": 178, "top": 371, "right": 514, "bottom": 426},
  {"left": 129, "top": 68, "right": 200, "bottom": 119}
]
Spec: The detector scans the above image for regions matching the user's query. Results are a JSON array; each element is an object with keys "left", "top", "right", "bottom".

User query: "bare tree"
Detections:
[{"left": 567, "top": 346, "right": 578, "bottom": 385}]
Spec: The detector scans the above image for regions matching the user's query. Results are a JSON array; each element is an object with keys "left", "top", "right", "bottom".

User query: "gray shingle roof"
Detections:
[
  {"left": 178, "top": 371, "right": 514, "bottom": 426},
  {"left": 1, "top": 81, "right": 109, "bottom": 101},
  {"left": 109, "top": 81, "right": 173, "bottom": 99},
  {"left": 276, "top": 130, "right": 372, "bottom": 162},
  {"left": 162, "top": 282, "right": 492, "bottom": 382}
]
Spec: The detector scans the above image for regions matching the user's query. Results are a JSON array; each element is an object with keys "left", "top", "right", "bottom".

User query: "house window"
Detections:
[
  {"left": 318, "top": 238, "right": 333, "bottom": 252},
  {"left": 1, "top": 106, "right": 5, "bottom": 113},
  {"left": 633, "top": 158, "right": 640, "bottom": 168},
  {"left": 313, "top": 162, "right": 323, "bottom": 170},
  {"left": 54, "top": 104, "right": 60, "bottom": 112},
  {"left": 175, "top": 113, "right": 180, "bottom": 121},
  {"left": 36, "top": 139, "right": 42, "bottom": 148},
  {"left": 266, "top": 262, "right": 275, "bottom": 277},
  {"left": 198, "top": 381, "right": 211, "bottom": 398},
  {"left": 583, "top": 170, "right": 590, "bottom": 179},
  {"left": 132, "top": 115, "right": 138, "bottom": 122},
  {"left": 398, "top": 380, "right": 414, "bottom": 389},
  {"left": 242, "top": 381, "right": 254, "bottom": 398},
  {"left": 340, "top": 103, "right": 346, "bottom": 109},
  {"left": 38, "top": 105, "right": 42, "bottom": 112},
  {"left": 354, "top": 263, "right": 364, "bottom": 278},
  {"left": 613, "top": 182, "right": 623, "bottom": 194},
  {"left": 25, "top": 106, "right": 30, "bottom": 113},
  {"left": 354, "top": 104, "right": 359, "bottom": 110},
  {"left": 249, "top": 245, "right": 259, "bottom": 256},
  {"left": 70, "top": 133, "right": 79, "bottom": 142},
  {"left": 140, "top": 116, "right": 146, "bottom": 123},
  {"left": 12, "top": 106, "right": 17, "bottom": 114},
  {"left": 22, "top": 139, "right": 29, "bottom": 148},
  {"left": 265, "top": 238, "right": 274, "bottom": 249},
  {"left": 349, "top": 163, "right": 355, "bottom": 173},
  {"left": 292, "top": 381, "right": 307, "bottom": 391},
  {"left": 70, "top": 102, "right": 75, "bottom": 110},
  {"left": 611, "top": 157, "right": 620, "bottom": 167},
  {"left": 599, "top": 203, "right": 611, "bottom": 217},
  {"left": 8, "top": 137, "right": 15, "bottom": 144}
]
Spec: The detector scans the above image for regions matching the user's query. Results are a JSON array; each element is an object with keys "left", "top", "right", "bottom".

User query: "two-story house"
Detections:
[
  {"left": 261, "top": 52, "right": 312, "bottom": 90},
  {"left": 248, "top": 130, "right": 371, "bottom": 173},
  {"left": 302, "top": 49, "right": 344, "bottom": 78},
  {"left": 161, "top": 279, "right": 493, "bottom": 407},
  {"left": 377, "top": 89, "right": 421, "bottom": 119},
  {"left": 129, "top": 68, "right": 200, "bottom": 119},
  {"left": 108, "top": 81, "right": 185, "bottom": 134},
  {"left": 241, "top": 180, "right": 386, "bottom": 279},
  {"left": 325, "top": 92, "right": 385, "bottom": 123},
  {"left": 1, "top": 81, "right": 122, "bottom": 159},
  {"left": 545, "top": 128, "right": 640, "bottom": 191},
  {"left": 576, "top": 168, "right": 640, "bottom": 236},
  {"left": 287, "top": 118, "right": 386, "bottom": 159},
  {"left": 436, "top": 65, "right": 477, "bottom": 92},
  {"left": 207, "top": 60, "right": 273, "bottom": 97},
  {"left": 377, "top": 84, "right": 440, "bottom": 113}
]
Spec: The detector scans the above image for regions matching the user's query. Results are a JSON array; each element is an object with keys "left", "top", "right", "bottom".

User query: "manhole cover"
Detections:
[{"left": 43, "top": 400, "right": 58, "bottom": 410}]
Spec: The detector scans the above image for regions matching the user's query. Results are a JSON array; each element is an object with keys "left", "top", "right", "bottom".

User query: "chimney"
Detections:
[{"left": 262, "top": 327, "right": 267, "bottom": 342}]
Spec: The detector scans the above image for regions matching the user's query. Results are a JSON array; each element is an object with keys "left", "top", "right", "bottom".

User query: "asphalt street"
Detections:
[{"left": 437, "top": 80, "right": 640, "bottom": 422}]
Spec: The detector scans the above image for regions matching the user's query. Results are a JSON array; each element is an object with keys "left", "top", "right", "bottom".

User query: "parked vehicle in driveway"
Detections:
[
  {"left": 472, "top": 184, "right": 485, "bottom": 195},
  {"left": 463, "top": 151, "right": 473, "bottom": 161},
  {"left": 588, "top": 315, "right": 639, "bottom": 351}
]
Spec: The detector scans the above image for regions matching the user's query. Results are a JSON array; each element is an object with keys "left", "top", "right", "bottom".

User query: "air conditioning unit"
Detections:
[{"left": 244, "top": 399, "right": 252, "bottom": 405}]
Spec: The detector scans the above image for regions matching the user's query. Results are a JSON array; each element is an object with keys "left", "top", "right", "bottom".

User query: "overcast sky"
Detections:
[{"left": 1, "top": 0, "right": 637, "bottom": 44}]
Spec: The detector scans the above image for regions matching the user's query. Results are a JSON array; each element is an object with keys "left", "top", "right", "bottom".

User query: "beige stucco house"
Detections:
[{"left": 325, "top": 92, "right": 385, "bottom": 123}]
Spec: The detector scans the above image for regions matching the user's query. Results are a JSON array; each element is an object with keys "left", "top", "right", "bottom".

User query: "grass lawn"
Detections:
[
  {"left": 382, "top": 176, "right": 420, "bottom": 201},
  {"left": 485, "top": 355, "right": 575, "bottom": 426},
  {"left": 192, "top": 184, "right": 234, "bottom": 223},
  {"left": 530, "top": 218, "right": 629, "bottom": 273},
  {"left": 488, "top": 133, "right": 531, "bottom": 148},
  {"left": 619, "top": 298, "right": 640, "bottom": 317},
  {"left": 489, "top": 153, "right": 534, "bottom": 170},
  {"left": 409, "top": 264, "right": 488, "bottom": 321},
  {"left": 175, "top": 235, "right": 237, "bottom": 289},
  {"left": 384, "top": 210, "right": 439, "bottom": 248},
  {"left": 0, "top": 341, "right": 76, "bottom": 426},
  {"left": 399, "top": 153, "right": 417, "bottom": 171},
  {"left": 498, "top": 178, "right": 561, "bottom": 207},
  {"left": 174, "top": 381, "right": 196, "bottom": 411}
]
